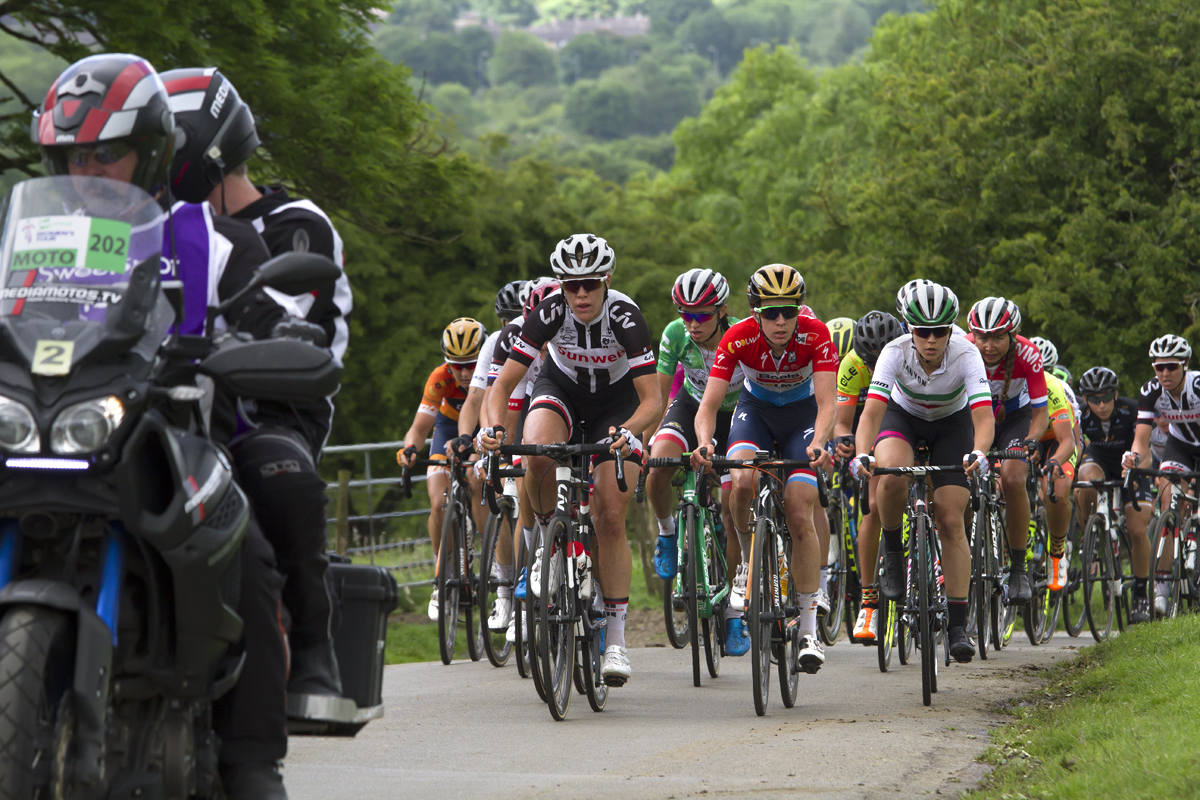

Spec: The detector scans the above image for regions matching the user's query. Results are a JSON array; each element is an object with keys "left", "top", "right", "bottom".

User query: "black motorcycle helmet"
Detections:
[
  {"left": 853, "top": 310, "right": 905, "bottom": 367},
  {"left": 32, "top": 54, "right": 175, "bottom": 197},
  {"left": 161, "top": 68, "right": 260, "bottom": 204}
]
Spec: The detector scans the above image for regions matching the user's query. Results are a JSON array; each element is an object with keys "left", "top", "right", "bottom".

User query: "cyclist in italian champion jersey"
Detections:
[
  {"left": 831, "top": 310, "right": 905, "bottom": 641},
  {"left": 481, "top": 235, "right": 661, "bottom": 685},
  {"left": 399, "top": 318, "right": 487, "bottom": 620},
  {"left": 853, "top": 280, "right": 994, "bottom": 663},
  {"left": 693, "top": 264, "right": 837, "bottom": 670},
  {"left": 1073, "top": 366, "right": 1155, "bottom": 622},
  {"left": 1126, "top": 335, "right": 1200, "bottom": 619},
  {"left": 645, "top": 270, "right": 747, "bottom": 649},
  {"left": 966, "top": 297, "right": 1049, "bottom": 604}
]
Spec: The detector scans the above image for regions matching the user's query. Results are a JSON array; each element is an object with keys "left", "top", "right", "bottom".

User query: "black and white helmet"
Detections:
[
  {"left": 853, "top": 311, "right": 905, "bottom": 365},
  {"left": 672, "top": 268, "right": 729, "bottom": 308},
  {"left": 550, "top": 234, "right": 615, "bottom": 278},
  {"left": 494, "top": 280, "right": 526, "bottom": 319},
  {"left": 1029, "top": 337, "right": 1058, "bottom": 370},
  {"left": 1079, "top": 367, "right": 1118, "bottom": 396},
  {"left": 1148, "top": 334, "right": 1192, "bottom": 361}
]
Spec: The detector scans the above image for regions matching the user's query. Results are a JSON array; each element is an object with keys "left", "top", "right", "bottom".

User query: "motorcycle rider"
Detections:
[
  {"left": 163, "top": 68, "right": 351, "bottom": 701},
  {"left": 33, "top": 54, "right": 299, "bottom": 799}
]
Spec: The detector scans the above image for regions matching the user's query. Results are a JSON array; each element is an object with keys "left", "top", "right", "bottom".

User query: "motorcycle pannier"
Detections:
[{"left": 329, "top": 560, "right": 399, "bottom": 709}]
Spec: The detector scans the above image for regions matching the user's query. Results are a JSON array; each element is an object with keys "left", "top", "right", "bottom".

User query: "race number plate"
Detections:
[{"left": 32, "top": 340, "right": 74, "bottom": 376}]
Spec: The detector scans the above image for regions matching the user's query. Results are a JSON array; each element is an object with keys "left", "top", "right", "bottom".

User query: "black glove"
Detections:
[
  {"left": 270, "top": 319, "right": 328, "bottom": 347},
  {"left": 450, "top": 434, "right": 474, "bottom": 456}
]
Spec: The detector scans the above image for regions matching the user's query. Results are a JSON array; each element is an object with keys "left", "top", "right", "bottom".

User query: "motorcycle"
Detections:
[{"left": 0, "top": 175, "right": 342, "bottom": 799}]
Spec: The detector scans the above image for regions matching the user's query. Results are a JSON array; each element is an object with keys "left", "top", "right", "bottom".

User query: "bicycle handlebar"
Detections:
[
  {"left": 400, "top": 457, "right": 448, "bottom": 499},
  {"left": 860, "top": 463, "right": 980, "bottom": 515},
  {"left": 497, "top": 441, "right": 629, "bottom": 493}
]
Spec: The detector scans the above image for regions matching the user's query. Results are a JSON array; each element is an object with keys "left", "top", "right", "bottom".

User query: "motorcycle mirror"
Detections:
[{"left": 253, "top": 252, "right": 340, "bottom": 297}]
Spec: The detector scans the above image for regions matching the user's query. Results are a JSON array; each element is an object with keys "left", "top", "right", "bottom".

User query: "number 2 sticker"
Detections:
[{"left": 32, "top": 340, "right": 74, "bottom": 376}]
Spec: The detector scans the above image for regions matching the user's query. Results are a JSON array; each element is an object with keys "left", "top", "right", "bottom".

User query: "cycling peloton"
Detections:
[
  {"left": 398, "top": 318, "right": 489, "bottom": 620},
  {"left": 645, "top": 269, "right": 746, "bottom": 651},
  {"left": 481, "top": 235, "right": 661, "bottom": 685},
  {"left": 692, "top": 264, "right": 837, "bottom": 671},
  {"left": 852, "top": 280, "right": 994, "bottom": 663}
]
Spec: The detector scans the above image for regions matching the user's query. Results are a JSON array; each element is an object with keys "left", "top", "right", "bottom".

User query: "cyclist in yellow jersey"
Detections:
[
  {"left": 1034, "top": 371, "right": 1078, "bottom": 591},
  {"left": 832, "top": 311, "right": 905, "bottom": 641}
]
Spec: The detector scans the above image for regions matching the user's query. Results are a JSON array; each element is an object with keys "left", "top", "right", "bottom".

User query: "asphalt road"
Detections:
[{"left": 285, "top": 629, "right": 1080, "bottom": 799}]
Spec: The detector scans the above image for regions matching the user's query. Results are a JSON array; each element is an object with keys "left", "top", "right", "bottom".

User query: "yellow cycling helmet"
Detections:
[
  {"left": 826, "top": 317, "right": 854, "bottom": 359},
  {"left": 747, "top": 264, "right": 805, "bottom": 309},
  {"left": 441, "top": 317, "right": 486, "bottom": 363}
]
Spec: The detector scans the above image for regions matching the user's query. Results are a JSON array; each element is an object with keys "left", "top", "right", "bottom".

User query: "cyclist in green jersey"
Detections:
[{"left": 647, "top": 270, "right": 749, "bottom": 651}]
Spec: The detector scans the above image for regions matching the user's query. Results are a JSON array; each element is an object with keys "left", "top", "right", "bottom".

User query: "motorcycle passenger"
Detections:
[
  {"left": 34, "top": 54, "right": 296, "bottom": 798},
  {"left": 163, "top": 68, "right": 352, "bottom": 701}
]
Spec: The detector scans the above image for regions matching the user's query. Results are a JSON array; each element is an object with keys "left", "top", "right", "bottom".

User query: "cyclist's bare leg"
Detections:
[
  {"left": 522, "top": 409, "right": 569, "bottom": 517},
  {"left": 465, "top": 458, "right": 490, "bottom": 539},
  {"left": 427, "top": 468, "right": 449, "bottom": 567},
  {"left": 932, "top": 485, "right": 971, "bottom": 598},
  {"left": 874, "top": 437, "right": 915, "bottom": 530},
  {"left": 783, "top": 481, "right": 820, "bottom": 594},
  {"left": 647, "top": 436, "right": 684, "bottom": 545},
  {"left": 1043, "top": 472, "right": 1072, "bottom": 548},
  {"left": 1001, "top": 458, "right": 1030, "bottom": 551},
  {"left": 721, "top": 483, "right": 740, "bottom": 567},
  {"left": 813, "top": 496, "right": 831, "bottom": 584},
  {"left": 1074, "top": 462, "right": 1104, "bottom": 519},
  {"left": 591, "top": 460, "right": 636, "bottom": 602},
  {"left": 727, "top": 448, "right": 757, "bottom": 540},
  {"left": 1127, "top": 502, "right": 1153, "bottom": 579}
]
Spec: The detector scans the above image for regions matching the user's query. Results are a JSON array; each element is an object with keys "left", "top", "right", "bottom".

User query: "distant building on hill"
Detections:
[{"left": 454, "top": 12, "right": 649, "bottom": 49}]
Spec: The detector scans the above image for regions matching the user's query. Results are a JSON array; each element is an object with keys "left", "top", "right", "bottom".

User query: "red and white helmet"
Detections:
[
  {"left": 32, "top": 54, "right": 176, "bottom": 197},
  {"left": 672, "top": 268, "right": 729, "bottom": 308},
  {"left": 968, "top": 296, "right": 1022, "bottom": 334},
  {"left": 523, "top": 278, "right": 561, "bottom": 319},
  {"left": 550, "top": 234, "right": 615, "bottom": 278}
]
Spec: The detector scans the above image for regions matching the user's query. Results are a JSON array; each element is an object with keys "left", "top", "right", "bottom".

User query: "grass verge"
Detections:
[{"left": 973, "top": 613, "right": 1200, "bottom": 798}]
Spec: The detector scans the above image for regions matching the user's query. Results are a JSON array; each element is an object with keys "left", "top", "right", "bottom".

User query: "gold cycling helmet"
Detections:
[
  {"left": 826, "top": 317, "right": 854, "bottom": 358},
  {"left": 747, "top": 263, "right": 805, "bottom": 309},
  {"left": 441, "top": 317, "right": 486, "bottom": 363}
]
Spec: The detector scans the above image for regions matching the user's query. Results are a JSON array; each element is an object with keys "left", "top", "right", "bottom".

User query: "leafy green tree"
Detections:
[
  {"left": 387, "top": 0, "right": 467, "bottom": 33},
  {"left": 564, "top": 79, "right": 635, "bottom": 139},
  {"left": 558, "top": 31, "right": 626, "bottom": 85},
  {"left": 489, "top": 31, "right": 558, "bottom": 87},
  {"left": 478, "top": 0, "right": 539, "bottom": 26},
  {"left": 647, "top": 0, "right": 713, "bottom": 35},
  {"left": 375, "top": 29, "right": 477, "bottom": 88},
  {"left": 539, "top": 0, "right": 619, "bottom": 21},
  {"left": 629, "top": 55, "right": 703, "bottom": 134},
  {"left": 676, "top": 9, "right": 739, "bottom": 75}
]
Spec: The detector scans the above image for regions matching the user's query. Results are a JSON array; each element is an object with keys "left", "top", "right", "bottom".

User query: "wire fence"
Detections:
[{"left": 321, "top": 440, "right": 437, "bottom": 590}]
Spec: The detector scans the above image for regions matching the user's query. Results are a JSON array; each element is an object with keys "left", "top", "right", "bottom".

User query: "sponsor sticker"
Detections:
[
  {"left": 31, "top": 340, "right": 74, "bottom": 376},
  {"left": 11, "top": 216, "right": 131, "bottom": 274}
]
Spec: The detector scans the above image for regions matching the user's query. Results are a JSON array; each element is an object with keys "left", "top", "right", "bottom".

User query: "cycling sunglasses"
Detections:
[
  {"left": 65, "top": 140, "right": 135, "bottom": 167},
  {"left": 912, "top": 325, "right": 951, "bottom": 340},
  {"left": 1153, "top": 361, "right": 1184, "bottom": 373},
  {"left": 1085, "top": 392, "right": 1116, "bottom": 404},
  {"left": 755, "top": 305, "right": 799, "bottom": 321},
  {"left": 678, "top": 309, "right": 716, "bottom": 323},
  {"left": 562, "top": 278, "right": 604, "bottom": 294},
  {"left": 447, "top": 361, "right": 477, "bottom": 372}
]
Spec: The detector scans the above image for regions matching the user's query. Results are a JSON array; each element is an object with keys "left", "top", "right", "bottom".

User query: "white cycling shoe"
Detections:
[
  {"left": 729, "top": 563, "right": 748, "bottom": 612},
  {"left": 488, "top": 596, "right": 513, "bottom": 631},
  {"left": 505, "top": 607, "right": 528, "bottom": 644},
  {"left": 601, "top": 645, "right": 631, "bottom": 687},
  {"left": 427, "top": 588, "right": 439, "bottom": 622},
  {"left": 530, "top": 546, "right": 562, "bottom": 599},
  {"left": 797, "top": 634, "right": 825, "bottom": 674},
  {"left": 817, "top": 587, "right": 831, "bottom": 615}
]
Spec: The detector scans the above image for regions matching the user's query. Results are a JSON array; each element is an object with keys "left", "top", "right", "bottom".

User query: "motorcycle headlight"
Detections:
[
  {"left": 0, "top": 396, "right": 39, "bottom": 453},
  {"left": 51, "top": 396, "right": 125, "bottom": 454}
]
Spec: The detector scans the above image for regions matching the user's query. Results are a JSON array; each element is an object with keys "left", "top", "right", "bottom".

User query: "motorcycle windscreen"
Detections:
[{"left": 0, "top": 176, "right": 168, "bottom": 373}]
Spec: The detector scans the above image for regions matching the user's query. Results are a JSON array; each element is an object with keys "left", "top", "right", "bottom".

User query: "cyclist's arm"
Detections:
[
  {"left": 1047, "top": 417, "right": 1075, "bottom": 467},
  {"left": 654, "top": 370, "right": 675, "bottom": 431},
  {"left": 834, "top": 401, "right": 856, "bottom": 439},
  {"left": 619, "top": 372, "right": 665, "bottom": 443},
  {"left": 485, "top": 358, "right": 529, "bottom": 438},
  {"left": 810, "top": 370, "right": 836, "bottom": 452},
  {"left": 458, "top": 386, "right": 485, "bottom": 436},
  {"left": 1127, "top": 424, "right": 1152, "bottom": 470},
  {"left": 971, "top": 403, "right": 995, "bottom": 454},
  {"left": 855, "top": 397, "right": 886, "bottom": 457},
  {"left": 401, "top": 410, "right": 436, "bottom": 465},
  {"left": 694, "top": 375, "right": 730, "bottom": 457},
  {"left": 1026, "top": 404, "right": 1049, "bottom": 443}
]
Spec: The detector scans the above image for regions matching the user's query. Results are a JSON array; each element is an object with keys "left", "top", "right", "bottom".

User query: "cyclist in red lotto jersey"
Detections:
[{"left": 693, "top": 264, "right": 837, "bottom": 667}]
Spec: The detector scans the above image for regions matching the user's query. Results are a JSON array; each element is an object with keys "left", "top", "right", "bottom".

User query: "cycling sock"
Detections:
[
  {"left": 798, "top": 591, "right": 818, "bottom": 638},
  {"left": 521, "top": 525, "right": 533, "bottom": 552},
  {"left": 882, "top": 525, "right": 903, "bottom": 553},
  {"left": 724, "top": 604, "right": 743, "bottom": 620},
  {"left": 604, "top": 598, "right": 628, "bottom": 648},
  {"left": 497, "top": 564, "right": 515, "bottom": 600},
  {"left": 1049, "top": 536, "right": 1066, "bottom": 558},
  {"left": 1010, "top": 548, "right": 1027, "bottom": 573},
  {"left": 734, "top": 525, "right": 752, "bottom": 558},
  {"left": 1155, "top": 576, "right": 1171, "bottom": 597},
  {"left": 819, "top": 566, "right": 830, "bottom": 589},
  {"left": 862, "top": 585, "right": 879, "bottom": 608},
  {"left": 1134, "top": 577, "right": 1148, "bottom": 600},
  {"left": 948, "top": 598, "right": 969, "bottom": 630},
  {"left": 656, "top": 514, "right": 675, "bottom": 537}
]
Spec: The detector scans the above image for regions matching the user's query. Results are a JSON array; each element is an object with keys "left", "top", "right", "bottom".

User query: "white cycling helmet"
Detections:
[
  {"left": 550, "top": 234, "right": 615, "bottom": 278},
  {"left": 672, "top": 268, "right": 729, "bottom": 308},
  {"left": 519, "top": 277, "right": 556, "bottom": 308},
  {"left": 1149, "top": 334, "right": 1192, "bottom": 361},
  {"left": 1029, "top": 336, "right": 1058, "bottom": 370}
]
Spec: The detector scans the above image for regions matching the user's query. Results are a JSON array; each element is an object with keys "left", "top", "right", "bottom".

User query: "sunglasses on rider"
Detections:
[
  {"left": 1153, "top": 361, "right": 1184, "bottom": 373},
  {"left": 1086, "top": 392, "right": 1116, "bottom": 405},
  {"left": 755, "top": 306, "right": 799, "bottom": 321},
  {"left": 447, "top": 361, "right": 477, "bottom": 372},
  {"left": 65, "top": 140, "right": 135, "bottom": 168},
  {"left": 562, "top": 278, "right": 604, "bottom": 294},
  {"left": 912, "top": 326, "right": 951, "bottom": 340},
  {"left": 678, "top": 309, "right": 716, "bottom": 323}
]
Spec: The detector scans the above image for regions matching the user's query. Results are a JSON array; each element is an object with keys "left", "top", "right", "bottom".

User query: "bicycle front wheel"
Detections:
[
  {"left": 685, "top": 505, "right": 702, "bottom": 687},
  {"left": 1150, "top": 511, "right": 1182, "bottom": 620},
  {"left": 971, "top": 505, "right": 993, "bottom": 658},
  {"left": 703, "top": 512, "right": 725, "bottom": 679},
  {"left": 915, "top": 516, "right": 934, "bottom": 707},
  {"left": 1062, "top": 509, "right": 1087, "bottom": 637},
  {"left": 778, "top": 535, "right": 799, "bottom": 709},
  {"left": 437, "top": 503, "right": 461, "bottom": 666},
  {"left": 480, "top": 510, "right": 515, "bottom": 667},
  {"left": 1183, "top": 517, "right": 1200, "bottom": 612},
  {"left": 538, "top": 519, "right": 575, "bottom": 721},
  {"left": 464, "top": 516, "right": 484, "bottom": 663},
  {"left": 664, "top": 574, "right": 689, "bottom": 649},
  {"left": 527, "top": 526, "right": 547, "bottom": 701},
  {"left": 820, "top": 502, "right": 845, "bottom": 646},
  {"left": 748, "top": 517, "right": 775, "bottom": 717},
  {"left": 1081, "top": 514, "right": 1114, "bottom": 642},
  {"left": 1023, "top": 509, "right": 1049, "bottom": 646}
]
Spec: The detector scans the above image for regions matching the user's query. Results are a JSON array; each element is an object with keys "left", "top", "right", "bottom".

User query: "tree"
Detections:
[
  {"left": 387, "top": 0, "right": 467, "bottom": 33},
  {"left": 676, "top": 9, "right": 739, "bottom": 75},
  {"left": 375, "top": 29, "right": 476, "bottom": 88},
  {"left": 489, "top": 31, "right": 557, "bottom": 87},
  {"left": 565, "top": 79, "right": 636, "bottom": 139},
  {"left": 646, "top": 0, "right": 713, "bottom": 35},
  {"left": 558, "top": 31, "right": 626, "bottom": 85}
]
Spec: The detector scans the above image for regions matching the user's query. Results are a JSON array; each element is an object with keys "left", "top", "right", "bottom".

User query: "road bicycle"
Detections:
[
  {"left": 1133, "top": 467, "right": 1200, "bottom": 619},
  {"left": 864, "top": 449, "right": 978, "bottom": 707},
  {"left": 821, "top": 457, "right": 859, "bottom": 645},
  {"left": 711, "top": 452, "right": 827, "bottom": 717},
  {"left": 1023, "top": 455, "right": 1055, "bottom": 646},
  {"left": 647, "top": 454, "right": 729, "bottom": 686},
  {"left": 481, "top": 460, "right": 528, "bottom": 668},
  {"left": 1074, "top": 478, "right": 1131, "bottom": 641},
  {"left": 403, "top": 451, "right": 484, "bottom": 665},
  {"left": 494, "top": 438, "right": 628, "bottom": 720}
]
